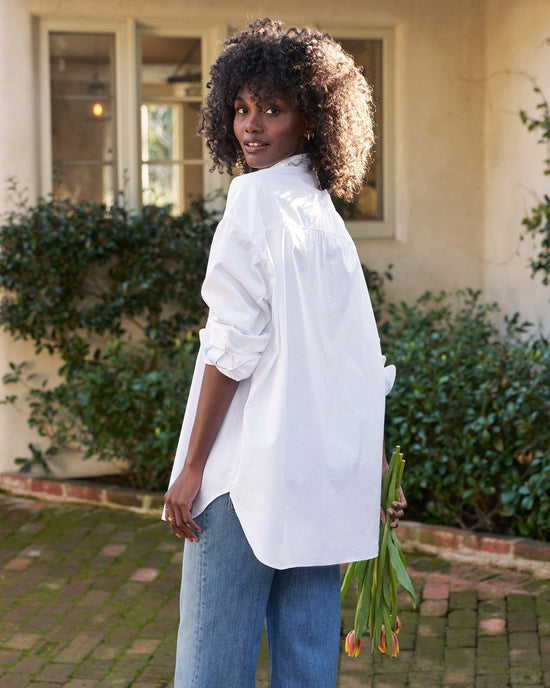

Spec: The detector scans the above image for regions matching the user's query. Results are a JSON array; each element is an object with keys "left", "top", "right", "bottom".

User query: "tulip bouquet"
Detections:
[{"left": 341, "top": 445, "right": 416, "bottom": 658}]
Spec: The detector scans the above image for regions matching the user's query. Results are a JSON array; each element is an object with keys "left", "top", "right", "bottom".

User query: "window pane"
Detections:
[
  {"left": 49, "top": 32, "right": 117, "bottom": 203},
  {"left": 53, "top": 164, "right": 115, "bottom": 205},
  {"left": 337, "top": 38, "right": 383, "bottom": 221},
  {"left": 142, "top": 162, "right": 203, "bottom": 213},
  {"left": 182, "top": 162, "right": 204, "bottom": 203},
  {"left": 142, "top": 161, "right": 179, "bottom": 208},
  {"left": 52, "top": 99, "right": 115, "bottom": 161},
  {"left": 141, "top": 35, "right": 203, "bottom": 212},
  {"left": 50, "top": 34, "right": 114, "bottom": 97},
  {"left": 141, "top": 35, "right": 202, "bottom": 95},
  {"left": 182, "top": 102, "right": 203, "bottom": 159},
  {"left": 142, "top": 104, "right": 178, "bottom": 162}
]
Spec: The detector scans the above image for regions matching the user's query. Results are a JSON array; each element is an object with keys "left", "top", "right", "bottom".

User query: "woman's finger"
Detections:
[
  {"left": 179, "top": 520, "right": 200, "bottom": 542},
  {"left": 393, "top": 487, "right": 407, "bottom": 511},
  {"left": 173, "top": 506, "right": 202, "bottom": 535},
  {"left": 165, "top": 506, "right": 201, "bottom": 541}
]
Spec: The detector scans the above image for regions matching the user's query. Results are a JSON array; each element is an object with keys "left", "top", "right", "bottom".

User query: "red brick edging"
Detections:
[
  {"left": 398, "top": 520, "right": 550, "bottom": 578},
  {"left": 0, "top": 472, "right": 164, "bottom": 516},
  {"left": 1, "top": 471, "right": 549, "bottom": 578}
]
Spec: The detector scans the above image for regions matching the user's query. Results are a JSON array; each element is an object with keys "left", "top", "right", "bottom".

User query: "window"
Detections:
[
  {"left": 140, "top": 35, "right": 204, "bottom": 212},
  {"left": 49, "top": 32, "right": 118, "bottom": 204},
  {"left": 335, "top": 38, "right": 383, "bottom": 222},
  {"left": 333, "top": 29, "right": 395, "bottom": 239},
  {"left": 42, "top": 22, "right": 213, "bottom": 212},
  {"left": 42, "top": 23, "right": 393, "bottom": 236}
]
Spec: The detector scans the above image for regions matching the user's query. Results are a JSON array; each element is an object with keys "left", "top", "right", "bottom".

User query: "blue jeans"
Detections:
[{"left": 174, "top": 494, "right": 341, "bottom": 688}]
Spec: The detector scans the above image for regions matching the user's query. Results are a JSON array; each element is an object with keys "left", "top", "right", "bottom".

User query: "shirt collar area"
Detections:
[
  {"left": 270, "top": 153, "right": 310, "bottom": 170},
  {"left": 248, "top": 153, "right": 318, "bottom": 188}
]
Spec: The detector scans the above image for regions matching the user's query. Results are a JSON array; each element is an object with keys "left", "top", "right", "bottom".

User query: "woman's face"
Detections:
[{"left": 233, "top": 85, "right": 308, "bottom": 169}]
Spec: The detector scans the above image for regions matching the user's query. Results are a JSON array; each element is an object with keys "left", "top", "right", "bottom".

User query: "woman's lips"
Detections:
[{"left": 243, "top": 140, "right": 269, "bottom": 153}]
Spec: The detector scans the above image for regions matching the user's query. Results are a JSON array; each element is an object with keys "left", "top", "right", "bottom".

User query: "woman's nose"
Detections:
[{"left": 245, "top": 112, "right": 262, "bottom": 132}]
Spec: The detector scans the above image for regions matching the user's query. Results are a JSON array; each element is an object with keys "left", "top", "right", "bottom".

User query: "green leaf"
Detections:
[
  {"left": 388, "top": 530, "right": 416, "bottom": 607},
  {"left": 340, "top": 562, "right": 356, "bottom": 598},
  {"left": 354, "top": 558, "right": 374, "bottom": 638}
]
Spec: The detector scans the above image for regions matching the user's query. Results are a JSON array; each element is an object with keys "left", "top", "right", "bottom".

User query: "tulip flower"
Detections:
[
  {"left": 377, "top": 625, "right": 399, "bottom": 657},
  {"left": 390, "top": 631, "right": 399, "bottom": 657},
  {"left": 342, "top": 446, "right": 416, "bottom": 659},
  {"left": 395, "top": 615, "right": 401, "bottom": 635},
  {"left": 345, "top": 630, "right": 362, "bottom": 657},
  {"left": 378, "top": 626, "right": 388, "bottom": 655}
]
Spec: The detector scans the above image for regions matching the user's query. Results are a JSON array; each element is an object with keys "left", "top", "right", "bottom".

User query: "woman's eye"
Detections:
[
  {"left": 265, "top": 106, "right": 279, "bottom": 115},
  {"left": 235, "top": 106, "right": 247, "bottom": 115}
]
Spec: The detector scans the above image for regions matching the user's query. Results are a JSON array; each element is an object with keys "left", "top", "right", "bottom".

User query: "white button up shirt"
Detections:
[{"left": 167, "top": 154, "right": 395, "bottom": 569}]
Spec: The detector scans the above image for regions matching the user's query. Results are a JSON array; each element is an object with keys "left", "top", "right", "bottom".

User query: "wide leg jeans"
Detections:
[{"left": 174, "top": 493, "right": 341, "bottom": 688}]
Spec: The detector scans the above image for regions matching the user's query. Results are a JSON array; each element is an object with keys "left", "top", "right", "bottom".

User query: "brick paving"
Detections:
[{"left": 0, "top": 493, "right": 549, "bottom": 688}]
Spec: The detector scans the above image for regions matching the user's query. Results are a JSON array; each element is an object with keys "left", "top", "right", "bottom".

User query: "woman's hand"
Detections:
[
  {"left": 164, "top": 464, "right": 203, "bottom": 541},
  {"left": 385, "top": 486, "right": 407, "bottom": 529},
  {"left": 164, "top": 364, "right": 239, "bottom": 542},
  {"left": 380, "top": 443, "right": 407, "bottom": 528}
]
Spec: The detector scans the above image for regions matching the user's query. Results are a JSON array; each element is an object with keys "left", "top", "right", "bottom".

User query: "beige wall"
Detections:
[
  {"left": 0, "top": 0, "right": 38, "bottom": 200},
  {"left": 483, "top": 0, "right": 550, "bottom": 333},
  {"left": 1, "top": 0, "right": 549, "bottom": 475},
  {"left": 354, "top": 0, "right": 486, "bottom": 304}
]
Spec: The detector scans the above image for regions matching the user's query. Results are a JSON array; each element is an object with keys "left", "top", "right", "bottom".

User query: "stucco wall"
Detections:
[
  {"left": 1, "top": 0, "right": 548, "bottom": 475},
  {"left": 0, "top": 0, "right": 37, "bottom": 199},
  {"left": 1, "top": 0, "right": 42, "bottom": 475},
  {"left": 483, "top": 0, "right": 550, "bottom": 334},
  {"left": 354, "top": 0, "right": 486, "bottom": 304}
]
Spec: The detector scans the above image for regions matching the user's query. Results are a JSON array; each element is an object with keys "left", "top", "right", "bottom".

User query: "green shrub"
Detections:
[
  {"left": 382, "top": 290, "right": 550, "bottom": 539},
  {"left": 2, "top": 192, "right": 549, "bottom": 540},
  {"left": 6, "top": 335, "right": 197, "bottom": 489},
  {"left": 0, "top": 193, "right": 217, "bottom": 353},
  {"left": 1, "top": 194, "right": 219, "bottom": 488},
  {"left": 362, "top": 263, "right": 393, "bottom": 324}
]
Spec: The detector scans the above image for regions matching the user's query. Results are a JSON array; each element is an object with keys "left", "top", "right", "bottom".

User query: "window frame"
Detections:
[
  {"left": 38, "top": 19, "right": 222, "bottom": 210},
  {"left": 137, "top": 24, "right": 219, "bottom": 211},
  {"left": 39, "top": 19, "right": 129, "bottom": 204},
  {"left": 328, "top": 27, "right": 395, "bottom": 240},
  {"left": 39, "top": 21, "right": 394, "bottom": 237}
]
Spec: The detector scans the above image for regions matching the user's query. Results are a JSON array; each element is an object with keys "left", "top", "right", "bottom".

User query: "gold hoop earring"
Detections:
[{"left": 306, "top": 132, "right": 314, "bottom": 142}]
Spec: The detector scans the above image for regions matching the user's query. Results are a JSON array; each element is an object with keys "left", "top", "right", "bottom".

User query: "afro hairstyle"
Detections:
[{"left": 198, "top": 18, "right": 374, "bottom": 201}]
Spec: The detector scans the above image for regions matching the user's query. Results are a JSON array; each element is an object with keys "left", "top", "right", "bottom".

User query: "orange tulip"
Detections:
[
  {"left": 395, "top": 615, "right": 402, "bottom": 635},
  {"left": 345, "top": 630, "right": 362, "bottom": 657},
  {"left": 378, "top": 626, "right": 388, "bottom": 654},
  {"left": 377, "top": 625, "right": 400, "bottom": 657},
  {"left": 390, "top": 631, "right": 399, "bottom": 658}
]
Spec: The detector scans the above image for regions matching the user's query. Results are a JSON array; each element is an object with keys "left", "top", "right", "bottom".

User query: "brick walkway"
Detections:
[{"left": 0, "top": 493, "right": 548, "bottom": 687}]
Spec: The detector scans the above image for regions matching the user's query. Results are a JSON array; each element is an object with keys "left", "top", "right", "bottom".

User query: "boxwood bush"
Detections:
[{"left": 381, "top": 290, "right": 550, "bottom": 539}]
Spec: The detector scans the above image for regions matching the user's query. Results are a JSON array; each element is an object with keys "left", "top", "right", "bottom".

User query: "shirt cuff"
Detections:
[
  {"left": 382, "top": 356, "right": 396, "bottom": 396},
  {"left": 201, "top": 321, "right": 270, "bottom": 381}
]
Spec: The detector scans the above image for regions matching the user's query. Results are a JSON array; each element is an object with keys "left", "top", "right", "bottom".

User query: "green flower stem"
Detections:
[{"left": 342, "top": 445, "right": 416, "bottom": 659}]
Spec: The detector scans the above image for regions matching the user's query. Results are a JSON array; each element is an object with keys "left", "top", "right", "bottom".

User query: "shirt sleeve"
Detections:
[
  {"left": 201, "top": 216, "right": 272, "bottom": 381},
  {"left": 382, "top": 356, "right": 396, "bottom": 396}
]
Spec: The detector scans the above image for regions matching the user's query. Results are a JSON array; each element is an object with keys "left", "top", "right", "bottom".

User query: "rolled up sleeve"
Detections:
[
  {"left": 202, "top": 320, "right": 270, "bottom": 380},
  {"left": 201, "top": 217, "right": 272, "bottom": 382}
]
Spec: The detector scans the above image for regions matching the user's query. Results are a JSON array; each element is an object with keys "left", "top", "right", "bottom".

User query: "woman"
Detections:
[{"left": 163, "top": 18, "right": 406, "bottom": 688}]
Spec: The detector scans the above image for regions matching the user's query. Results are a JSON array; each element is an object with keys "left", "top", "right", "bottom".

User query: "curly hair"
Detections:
[{"left": 198, "top": 18, "right": 374, "bottom": 201}]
